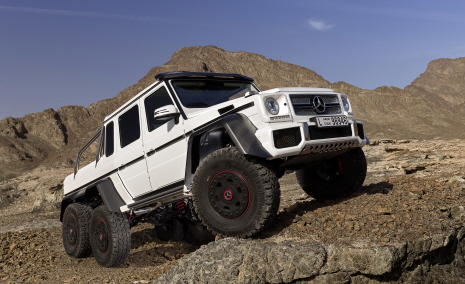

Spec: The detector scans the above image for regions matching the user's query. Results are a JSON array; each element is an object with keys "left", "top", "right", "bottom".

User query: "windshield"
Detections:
[{"left": 171, "top": 79, "right": 260, "bottom": 108}]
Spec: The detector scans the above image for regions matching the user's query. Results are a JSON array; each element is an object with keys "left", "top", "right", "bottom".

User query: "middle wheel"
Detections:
[
  {"left": 89, "top": 205, "right": 131, "bottom": 267},
  {"left": 192, "top": 147, "right": 280, "bottom": 238}
]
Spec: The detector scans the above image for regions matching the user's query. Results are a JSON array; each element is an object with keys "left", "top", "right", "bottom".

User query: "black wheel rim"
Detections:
[
  {"left": 208, "top": 170, "right": 250, "bottom": 219},
  {"left": 93, "top": 220, "right": 109, "bottom": 253},
  {"left": 314, "top": 157, "right": 344, "bottom": 183},
  {"left": 66, "top": 216, "right": 77, "bottom": 247}
]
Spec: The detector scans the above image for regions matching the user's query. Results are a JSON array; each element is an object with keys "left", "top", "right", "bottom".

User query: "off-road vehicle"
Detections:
[{"left": 61, "top": 71, "right": 368, "bottom": 267}]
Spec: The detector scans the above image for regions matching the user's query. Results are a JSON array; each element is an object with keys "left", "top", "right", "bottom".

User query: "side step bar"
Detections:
[{"left": 127, "top": 186, "right": 186, "bottom": 210}]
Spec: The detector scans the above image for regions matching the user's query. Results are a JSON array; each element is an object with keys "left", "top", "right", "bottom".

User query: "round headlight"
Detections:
[
  {"left": 265, "top": 97, "right": 279, "bottom": 115},
  {"left": 341, "top": 97, "right": 350, "bottom": 112}
]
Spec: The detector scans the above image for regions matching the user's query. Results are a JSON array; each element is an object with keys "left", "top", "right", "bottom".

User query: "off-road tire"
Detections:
[
  {"left": 90, "top": 205, "right": 131, "bottom": 267},
  {"left": 192, "top": 147, "right": 280, "bottom": 238},
  {"left": 62, "top": 203, "right": 93, "bottom": 258},
  {"left": 155, "top": 218, "right": 184, "bottom": 242},
  {"left": 296, "top": 148, "right": 367, "bottom": 201}
]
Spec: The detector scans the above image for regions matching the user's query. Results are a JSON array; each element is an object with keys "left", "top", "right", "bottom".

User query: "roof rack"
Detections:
[{"left": 155, "top": 71, "right": 254, "bottom": 82}]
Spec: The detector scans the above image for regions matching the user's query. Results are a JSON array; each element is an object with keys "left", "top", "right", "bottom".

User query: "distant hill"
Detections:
[{"left": 1, "top": 45, "right": 464, "bottom": 179}]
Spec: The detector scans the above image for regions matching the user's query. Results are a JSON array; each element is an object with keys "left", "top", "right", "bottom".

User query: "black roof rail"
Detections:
[
  {"left": 74, "top": 127, "right": 102, "bottom": 177},
  {"left": 155, "top": 71, "right": 254, "bottom": 82}
]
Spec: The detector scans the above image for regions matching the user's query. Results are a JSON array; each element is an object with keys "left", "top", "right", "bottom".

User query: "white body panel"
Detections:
[
  {"left": 139, "top": 86, "right": 189, "bottom": 193},
  {"left": 115, "top": 105, "right": 152, "bottom": 198},
  {"left": 143, "top": 121, "right": 188, "bottom": 191}
]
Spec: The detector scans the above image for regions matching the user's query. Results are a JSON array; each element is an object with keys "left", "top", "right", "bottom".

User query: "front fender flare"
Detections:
[{"left": 184, "top": 113, "right": 271, "bottom": 189}]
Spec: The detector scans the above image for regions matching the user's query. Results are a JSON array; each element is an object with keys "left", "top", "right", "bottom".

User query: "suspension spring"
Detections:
[{"left": 175, "top": 200, "right": 186, "bottom": 211}]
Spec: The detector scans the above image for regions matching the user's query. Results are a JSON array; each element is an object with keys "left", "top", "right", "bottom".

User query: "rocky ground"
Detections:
[
  {"left": 1, "top": 139, "right": 465, "bottom": 283},
  {"left": 264, "top": 138, "right": 465, "bottom": 246}
]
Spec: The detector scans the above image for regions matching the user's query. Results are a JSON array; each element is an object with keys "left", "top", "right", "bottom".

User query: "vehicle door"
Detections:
[
  {"left": 140, "top": 84, "right": 188, "bottom": 192},
  {"left": 94, "top": 120, "right": 133, "bottom": 204},
  {"left": 115, "top": 103, "right": 153, "bottom": 198}
]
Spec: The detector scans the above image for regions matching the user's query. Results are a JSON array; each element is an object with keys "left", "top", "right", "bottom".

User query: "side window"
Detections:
[
  {"left": 144, "top": 87, "right": 174, "bottom": 132},
  {"left": 105, "top": 122, "right": 114, "bottom": 157},
  {"left": 119, "top": 105, "right": 141, "bottom": 148}
]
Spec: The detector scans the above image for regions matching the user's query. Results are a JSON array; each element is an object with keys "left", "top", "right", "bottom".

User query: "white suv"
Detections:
[{"left": 61, "top": 71, "right": 368, "bottom": 267}]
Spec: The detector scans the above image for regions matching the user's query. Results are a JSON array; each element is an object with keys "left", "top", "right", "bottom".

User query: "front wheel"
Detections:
[
  {"left": 90, "top": 205, "right": 131, "bottom": 267},
  {"left": 296, "top": 148, "right": 367, "bottom": 201},
  {"left": 192, "top": 147, "right": 280, "bottom": 238}
]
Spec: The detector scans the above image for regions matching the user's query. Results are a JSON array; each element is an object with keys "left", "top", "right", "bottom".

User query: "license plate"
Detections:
[{"left": 316, "top": 116, "right": 348, "bottom": 127}]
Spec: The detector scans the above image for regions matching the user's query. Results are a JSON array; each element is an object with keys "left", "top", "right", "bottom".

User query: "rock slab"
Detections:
[{"left": 154, "top": 227, "right": 465, "bottom": 284}]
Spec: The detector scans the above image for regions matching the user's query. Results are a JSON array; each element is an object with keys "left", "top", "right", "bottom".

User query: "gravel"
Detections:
[{"left": 1, "top": 139, "right": 464, "bottom": 283}]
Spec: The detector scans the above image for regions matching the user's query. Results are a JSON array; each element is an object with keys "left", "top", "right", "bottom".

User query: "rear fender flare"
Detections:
[
  {"left": 60, "top": 177, "right": 125, "bottom": 221},
  {"left": 95, "top": 178, "right": 125, "bottom": 213}
]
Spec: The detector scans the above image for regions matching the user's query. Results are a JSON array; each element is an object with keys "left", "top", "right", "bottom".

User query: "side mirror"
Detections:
[{"left": 154, "top": 105, "right": 180, "bottom": 121}]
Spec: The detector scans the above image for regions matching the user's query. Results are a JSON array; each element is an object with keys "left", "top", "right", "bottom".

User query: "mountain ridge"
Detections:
[{"left": 0, "top": 45, "right": 463, "bottom": 179}]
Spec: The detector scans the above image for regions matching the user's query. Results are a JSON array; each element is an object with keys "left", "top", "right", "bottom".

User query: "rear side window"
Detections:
[
  {"left": 119, "top": 105, "right": 140, "bottom": 148},
  {"left": 144, "top": 87, "right": 174, "bottom": 132},
  {"left": 105, "top": 122, "right": 114, "bottom": 157}
]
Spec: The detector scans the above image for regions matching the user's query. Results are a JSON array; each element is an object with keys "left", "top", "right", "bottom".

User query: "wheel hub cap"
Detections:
[
  {"left": 94, "top": 221, "right": 109, "bottom": 253},
  {"left": 223, "top": 190, "right": 233, "bottom": 201},
  {"left": 67, "top": 217, "right": 77, "bottom": 246},
  {"left": 209, "top": 170, "right": 250, "bottom": 219}
]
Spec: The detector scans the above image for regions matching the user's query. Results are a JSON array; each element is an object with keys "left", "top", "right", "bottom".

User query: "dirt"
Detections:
[
  {"left": 0, "top": 222, "right": 196, "bottom": 283},
  {"left": 1, "top": 139, "right": 465, "bottom": 283}
]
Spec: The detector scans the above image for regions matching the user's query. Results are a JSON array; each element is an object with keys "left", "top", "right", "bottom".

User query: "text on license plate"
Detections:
[{"left": 316, "top": 116, "right": 348, "bottom": 127}]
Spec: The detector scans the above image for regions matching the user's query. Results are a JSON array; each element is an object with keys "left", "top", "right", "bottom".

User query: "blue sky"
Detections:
[{"left": 1, "top": 0, "right": 464, "bottom": 119}]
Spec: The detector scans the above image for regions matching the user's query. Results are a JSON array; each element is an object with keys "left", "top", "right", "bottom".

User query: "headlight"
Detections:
[
  {"left": 341, "top": 97, "right": 350, "bottom": 112},
  {"left": 265, "top": 97, "right": 279, "bottom": 115}
]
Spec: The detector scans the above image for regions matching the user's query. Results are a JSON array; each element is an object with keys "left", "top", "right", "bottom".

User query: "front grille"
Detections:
[
  {"left": 290, "top": 94, "right": 341, "bottom": 115},
  {"left": 356, "top": 123, "right": 365, "bottom": 139},
  {"left": 273, "top": 127, "right": 302, "bottom": 149},
  {"left": 308, "top": 125, "right": 352, "bottom": 140}
]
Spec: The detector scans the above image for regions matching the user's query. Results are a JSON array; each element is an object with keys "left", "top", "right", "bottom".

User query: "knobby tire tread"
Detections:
[
  {"left": 63, "top": 203, "right": 93, "bottom": 258},
  {"left": 91, "top": 205, "right": 131, "bottom": 267},
  {"left": 192, "top": 147, "right": 280, "bottom": 238}
]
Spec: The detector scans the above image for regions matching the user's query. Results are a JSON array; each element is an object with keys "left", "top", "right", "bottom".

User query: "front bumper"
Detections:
[{"left": 255, "top": 119, "right": 368, "bottom": 161}]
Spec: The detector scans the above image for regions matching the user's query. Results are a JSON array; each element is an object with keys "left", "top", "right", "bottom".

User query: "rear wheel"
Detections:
[
  {"left": 192, "top": 147, "right": 280, "bottom": 238},
  {"left": 90, "top": 205, "right": 131, "bottom": 267},
  {"left": 296, "top": 148, "right": 367, "bottom": 201},
  {"left": 62, "top": 203, "right": 92, "bottom": 258}
]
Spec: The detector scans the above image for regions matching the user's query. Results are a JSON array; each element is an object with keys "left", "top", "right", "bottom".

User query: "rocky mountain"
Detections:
[
  {"left": 406, "top": 57, "right": 465, "bottom": 104},
  {"left": 0, "top": 46, "right": 464, "bottom": 179}
]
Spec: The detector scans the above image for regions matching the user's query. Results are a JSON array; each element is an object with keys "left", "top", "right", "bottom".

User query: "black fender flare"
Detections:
[
  {"left": 94, "top": 178, "right": 125, "bottom": 212},
  {"left": 60, "top": 177, "right": 125, "bottom": 221},
  {"left": 222, "top": 114, "right": 270, "bottom": 158},
  {"left": 184, "top": 113, "right": 271, "bottom": 188}
]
